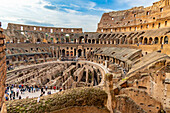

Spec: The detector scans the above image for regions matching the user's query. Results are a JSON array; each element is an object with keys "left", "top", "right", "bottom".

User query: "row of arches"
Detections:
[{"left": 6, "top": 32, "right": 169, "bottom": 45}]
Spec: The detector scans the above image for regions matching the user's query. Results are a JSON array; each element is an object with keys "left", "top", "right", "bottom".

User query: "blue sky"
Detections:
[{"left": 0, "top": 0, "right": 159, "bottom": 32}]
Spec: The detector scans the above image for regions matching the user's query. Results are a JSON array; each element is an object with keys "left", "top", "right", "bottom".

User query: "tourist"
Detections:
[
  {"left": 5, "top": 89, "right": 8, "bottom": 94},
  {"left": 41, "top": 87, "right": 44, "bottom": 93},
  {"left": 47, "top": 91, "right": 51, "bottom": 95},
  {"left": 37, "top": 96, "right": 40, "bottom": 103},
  {"left": 5, "top": 94, "right": 9, "bottom": 101},
  {"left": 10, "top": 93, "right": 12, "bottom": 100},
  {"left": 53, "top": 86, "right": 56, "bottom": 91},
  {"left": 16, "top": 88, "right": 19, "bottom": 97},
  {"left": 13, "top": 96, "right": 15, "bottom": 100},
  {"left": 13, "top": 91, "right": 15, "bottom": 97},
  {"left": 45, "top": 86, "right": 48, "bottom": 91},
  {"left": 59, "top": 87, "right": 62, "bottom": 92},
  {"left": 20, "top": 88, "right": 23, "bottom": 94},
  {"left": 19, "top": 95, "right": 22, "bottom": 99},
  {"left": 21, "top": 84, "right": 24, "bottom": 88},
  {"left": 40, "top": 92, "right": 43, "bottom": 97},
  {"left": 31, "top": 86, "right": 33, "bottom": 93},
  {"left": 19, "top": 85, "right": 21, "bottom": 89},
  {"left": 33, "top": 87, "right": 36, "bottom": 92}
]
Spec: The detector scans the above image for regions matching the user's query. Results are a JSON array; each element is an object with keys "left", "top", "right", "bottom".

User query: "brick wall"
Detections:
[{"left": 0, "top": 22, "right": 6, "bottom": 112}]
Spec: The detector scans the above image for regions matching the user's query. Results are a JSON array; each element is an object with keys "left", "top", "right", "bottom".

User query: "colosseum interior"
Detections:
[{"left": 0, "top": 0, "right": 170, "bottom": 113}]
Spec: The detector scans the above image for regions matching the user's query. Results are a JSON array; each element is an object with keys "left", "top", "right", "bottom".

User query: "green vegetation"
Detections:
[{"left": 6, "top": 87, "right": 108, "bottom": 113}]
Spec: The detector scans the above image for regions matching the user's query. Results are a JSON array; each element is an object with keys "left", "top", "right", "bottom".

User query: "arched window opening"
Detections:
[{"left": 164, "top": 36, "right": 168, "bottom": 44}]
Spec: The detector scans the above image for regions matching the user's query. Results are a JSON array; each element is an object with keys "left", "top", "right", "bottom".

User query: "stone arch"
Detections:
[
  {"left": 100, "top": 40, "right": 103, "bottom": 44},
  {"left": 164, "top": 36, "right": 168, "bottom": 44},
  {"left": 88, "top": 39, "right": 91, "bottom": 43},
  {"left": 149, "top": 37, "right": 153, "bottom": 45},
  {"left": 92, "top": 39, "right": 95, "bottom": 44},
  {"left": 74, "top": 39, "right": 77, "bottom": 43},
  {"left": 139, "top": 36, "right": 143, "bottom": 44},
  {"left": 154, "top": 37, "right": 159, "bottom": 44},
  {"left": 96, "top": 39, "right": 99, "bottom": 44},
  {"left": 108, "top": 40, "right": 110, "bottom": 44},
  {"left": 134, "top": 38, "right": 138, "bottom": 44},
  {"left": 70, "top": 51, "right": 73, "bottom": 56},
  {"left": 78, "top": 49, "right": 82, "bottom": 57},
  {"left": 66, "top": 34, "right": 70, "bottom": 43},
  {"left": 121, "top": 35, "right": 126, "bottom": 44},
  {"left": 128, "top": 39, "right": 133, "bottom": 44},
  {"left": 37, "top": 38, "right": 41, "bottom": 43},
  {"left": 85, "top": 35, "right": 88, "bottom": 43},
  {"left": 98, "top": 34, "right": 102, "bottom": 39},
  {"left": 62, "top": 49, "right": 65, "bottom": 57},
  {"left": 79, "top": 36, "right": 84, "bottom": 44},
  {"left": 66, "top": 51, "right": 69, "bottom": 56},
  {"left": 144, "top": 38, "right": 148, "bottom": 45},
  {"left": 112, "top": 40, "right": 114, "bottom": 44}
]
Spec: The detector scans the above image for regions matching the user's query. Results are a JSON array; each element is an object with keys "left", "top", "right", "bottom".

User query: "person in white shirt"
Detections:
[{"left": 37, "top": 96, "right": 40, "bottom": 103}]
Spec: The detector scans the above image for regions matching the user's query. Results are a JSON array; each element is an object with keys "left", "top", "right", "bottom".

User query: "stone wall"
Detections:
[
  {"left": 115, "top": 95, "right": 146, "bottom": 113},
  {"left": 97, "top": 0, "right": 170, "bottom": 33},
  {"left": 0, "top": 23, "right": 7, "bottom": 112},
  {"left": 7, "top": 23, "right": 83, "bottom": 33}
]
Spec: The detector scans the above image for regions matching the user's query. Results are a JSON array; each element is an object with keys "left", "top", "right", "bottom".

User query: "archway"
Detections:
[
  {"left": 65, "top": 34, "right": 70, "bottom": 43},
  {"left": 134, "top": 38, "right": 138, "bottom": 44},
  {"left": 129, "top": 39, "right": 132, "bottom": 44},
  {"left": 92, "top": 39, "right": 95, "bottom": 44},
  {"left": 78, "top": 49, "right": 82, "bottom": 57},
  {"left": 62, "top": 49, "right": 65, "bottom": 56},
  {"left": 149, "top": 37, "right": 153, "bottom": 45},
  {"left": 79, "top": 36, "right": 84, "bottom": 44},
  {"left": 139, "top": 37, "right": 143, "bottom": 44},
  {"left": 61, "top": 38, "right": 64, "bottom": 43},
  {"left": 98, "top": 34, "right": 102, "bottom": 39},
  {"left": 37, "top": 38, "right": 41, "bottom": 43},
  {"left": 85, "top": 39, "right": 87, "bottom": 43},
  {"left": 154, "top": 37, "right": 159, "bottom": 44},
  {"left": 121, "top": 36, "right": 126, "bottom": 44},
  {"left": 96, "top": 39, "right": 99, "bottom": 44},
  {"left": 74, "top": 39, "right": 77, "bottom": 43},
  {"left": 108, "top": 40, "right": 110, "bottom": 44},
  {"left": 144, "top": 38, "right": 148, "bottom": 45},
  {"left": 70, "top": 51, "right": 73, "bottom": 56},
  {"left": 66, "top": 51, "right": 69, "bottom": 56},
  {"left": 66, "top": 37, "right": 69, "bottom": 43},
  {"left": 88, "top": 39, "right": 91, "bottom": 43},
  {"left": 117, "top": 39, "right": 120, "bottom": 44},
  {"left": 100, "top": 40, "right": 103, "bottom": 44},
  {"left": 85, "top": 35, "right": 88, "bottom": 43},
  {"left": 164, "top": 36, "right": 168, "bottom": 44}
]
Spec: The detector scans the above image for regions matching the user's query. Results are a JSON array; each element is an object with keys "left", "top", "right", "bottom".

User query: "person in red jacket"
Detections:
[{"left": 53, "top": 86, "right": 56, "bottom": 90}]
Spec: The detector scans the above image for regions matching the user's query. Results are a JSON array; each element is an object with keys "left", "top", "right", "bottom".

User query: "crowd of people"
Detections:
[{"left": 4, "top": 84, "right": 63, "bottom": 101}]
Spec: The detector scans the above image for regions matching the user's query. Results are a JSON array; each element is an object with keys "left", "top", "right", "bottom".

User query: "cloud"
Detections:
[
  {"left": 85, "top": 1, "right": 113, "bottom": 12},
  {"left": 0, "top": 0, "right": 101, "bottom": 32},
  {"left": 44, "top": 5, "right": 57, "bottom": 10},
  {"left": 116, "top": 0, "right": 160, "bottom": 7},
  {"left": 70, "top": 4, "right": 80, "bottom": 8},
  {"left": 19, "top": 19, "right": 55, "bottom": 27},
  {"left": 63, "top": 9, "right": 81, "bottom": 14}
]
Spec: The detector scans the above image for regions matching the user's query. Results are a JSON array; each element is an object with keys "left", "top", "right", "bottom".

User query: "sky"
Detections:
[{"left": 0, "top": 0, "right": 159, "bottom": 32}]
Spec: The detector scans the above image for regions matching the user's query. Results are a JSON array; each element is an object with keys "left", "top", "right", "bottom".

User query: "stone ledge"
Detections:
[{"left": 6, "top": 87, "right": 108, "bottom": 113}]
